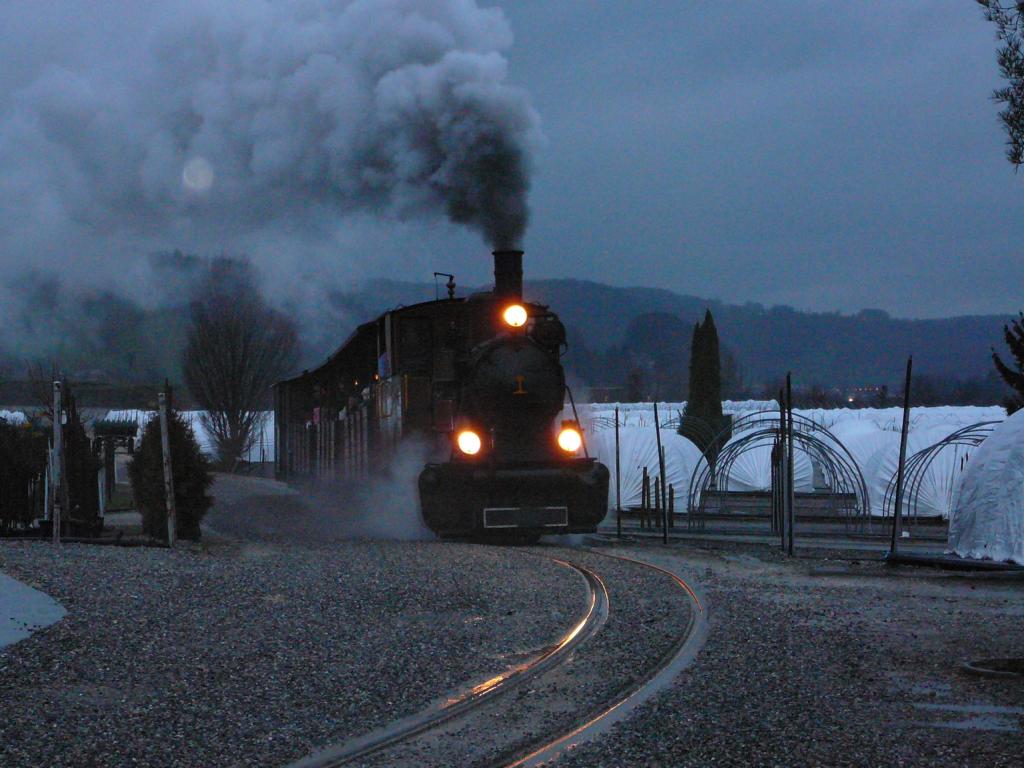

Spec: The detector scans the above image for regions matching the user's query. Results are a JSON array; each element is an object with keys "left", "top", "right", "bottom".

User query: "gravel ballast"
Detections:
[
  {"left": 7, "top": 469, "right": 1020, "bottom": 768},
  {"left": 360, "top": 546, "right": 695, "bottom": 767},
  {"left": 0, "top": 538, "right": 584, "bottom": 768},
  {"left": 553, "top": 543, "right": 1024, "bottom": 768}
]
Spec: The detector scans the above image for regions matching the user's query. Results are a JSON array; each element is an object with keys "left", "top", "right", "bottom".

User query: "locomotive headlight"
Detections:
[
  {"left": 557, "top": 423, "right": 583, "bottom": 453},
  {"left": 502, "top": 304, "right": 528, "bottom": 328},
  {"left": 456, "top": 430, "right": 482, "bottom": 455}
]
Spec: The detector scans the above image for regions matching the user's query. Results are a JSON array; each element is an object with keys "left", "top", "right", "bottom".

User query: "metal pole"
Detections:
[
  {"left": 786, "top": 372, "right": 795, "bottom": 557},
  {"left": 774, "top": 391, "right": 782, "bottom": 552},
  {"left": 659, "top": 445, "right": 668, "bottom": 544},
  {"left": 615, "top": 406, "right": 621, "bottom": 539},
  {"left": 890, "top": 356, "right": 913, "bottom": 555},
  {"left": 43, "top": 456, "right": 51, "bottom": 526},
  {"left": 642, "top": 467, "right": 649, "bottom": 529},
  {"left": 770, "top": 438, "right": 778, "bottom": 534},
  {"left": 653, "top": 402, "right": 667, "bottom": 544},
  {"left": 97, "top": 469, "right": 106, "bottom": 521},
  {"left": 158, "top": 392, "right": 178, "bottom": 548},
  {"left": 52, "top": 382, "right": 62, "bottom": 546}
]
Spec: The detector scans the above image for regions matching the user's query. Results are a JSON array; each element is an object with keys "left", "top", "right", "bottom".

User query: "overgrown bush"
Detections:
[
  {"left": 129, "top": 411, "right": 213, "bottom": 541},
  {"left": 64, "top": 414, "right": 101, "bottom": 522},
  {"left": 0, "top": 420, "right": 48, "bottom": 531}
]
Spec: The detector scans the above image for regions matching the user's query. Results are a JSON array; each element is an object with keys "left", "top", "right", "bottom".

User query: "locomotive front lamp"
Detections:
[
  {"left": 557, "top": 422, "right": 583, "bottom": 453},
  {"left": 502, "top": 303, "right": 528, "bottom": 328},
  {"left": 456, "top": 429, "right": 482, "bottom": 455}
]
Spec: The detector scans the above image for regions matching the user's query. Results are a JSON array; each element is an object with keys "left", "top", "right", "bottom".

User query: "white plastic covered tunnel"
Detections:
[
  {"left": 948, "top": 409, "right": 1024, "bottom": 564},
  {"left": 589, "top": 425, "right": 704, "bottom": 511}
]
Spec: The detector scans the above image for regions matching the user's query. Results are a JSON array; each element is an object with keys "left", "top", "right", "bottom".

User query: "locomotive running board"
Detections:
[{"left": 483, "top": 506, "right": 568, "bottom": 529}]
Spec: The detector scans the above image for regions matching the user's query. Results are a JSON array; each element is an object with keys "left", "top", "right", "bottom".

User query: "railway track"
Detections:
[{"left": 286, "top": 547, "right": 706, "bottom": 768}]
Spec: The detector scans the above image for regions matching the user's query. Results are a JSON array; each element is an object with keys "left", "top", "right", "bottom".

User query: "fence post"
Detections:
[
  {"left": 615, "top": 406, "right": 621, "bottom": 539},
  {"left": 44, "top": 458, "right": 51, "bottom": 528},
  {"left": 669, "top": 483, "right": 675, "bottom": 528},
  {"left": 158, "top": 391, "right": 177, "bottom": 548},
  {"left": 653, "top": 402, "right": 668, "bottom": 544},
  {"left": 890, "top": 356, "right": 913, "bottom": 555},
  {"left": 786, "top": 372, "right": 795, "bottom": 557},
  {"left": 641, "top": 467, "right": 649, "bottom": 529},
  {"left": 97, "top": 469, "right": 106, "bottom": 521},
  {"left": 52, "top": 382, "right": 62, "bottom": 546},
  {"left": 774, "top": 391, "right": 782, "bottom": 552}
]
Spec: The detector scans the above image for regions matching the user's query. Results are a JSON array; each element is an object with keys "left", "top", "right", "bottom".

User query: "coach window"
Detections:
[{"left": 398, "top": 317, "right": 432, "bottom": 375}]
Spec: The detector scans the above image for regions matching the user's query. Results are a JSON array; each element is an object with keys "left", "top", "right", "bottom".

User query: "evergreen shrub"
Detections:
[{"left": 129, "top": 411, "right": 213, "bottom": 541}]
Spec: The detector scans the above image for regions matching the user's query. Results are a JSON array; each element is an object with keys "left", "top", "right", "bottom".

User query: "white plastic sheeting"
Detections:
[
  {"left": 795, "top": 406, "right": 1005, "bottom": 433},
  {"left": 103, "top": 409, "right": 275, "bottom": 462},
  {"left": 718, "top": 432, "right": 814, "bottom": 493},
  {"left": 582, "top": 404, "right": 1004, "bottom": 434},
  {"left": 574, "top": 401, "right": 778, "bottom": 430},
  {"left": 948, "top": 409, "right": 1024, "bottom": 564},
  {"left": 589, "top": 426, "right": 703, "bottom": 511},
  {"left": 819, "top": 421, "right": 980, "bottom": 519},
  {"left": 905, "top": 440, "right": 974, "bottom": 520},
  {"left": 0, "top": 410, "right": 27, "bottom": 425},
  {"left": 866, "top": 425, "right": 956, "bottom": 517}
]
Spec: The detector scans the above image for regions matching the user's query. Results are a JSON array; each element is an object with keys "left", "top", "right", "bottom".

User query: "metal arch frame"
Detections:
[
  {"left": 587, "top": 415, "right": 620, "bottom": 432},
  {"left": 687, "top": 428, "right": 869, "bottom": 521},
  {"left": 657, "top": 412, "right": 718, "bottom": 452},
  {"left": 685, "top": 410, "right": 871, "bottom": 524},
  {"left": 881, "top": 421, "right": 999, "bottom": 522}
]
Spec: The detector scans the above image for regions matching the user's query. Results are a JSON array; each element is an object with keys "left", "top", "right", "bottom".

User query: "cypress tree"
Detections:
[
  {"left": 684, "top": 310, "right": 727, "bottom": 453},
  {"left": 686, "top": 320, "right": 704, "bottom": 409},
  {"left": 993, "top": 311, "right": 1024, "bottom": 414}
]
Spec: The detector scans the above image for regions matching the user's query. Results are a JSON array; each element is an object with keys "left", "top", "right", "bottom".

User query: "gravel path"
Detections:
[
  {"left": 0, "top": 476, "right": 586, "bottom": 768},
  {"left": 361, "top": 546, "right": 695, "bottom": 767},
  {"left": 553, "top": 542, "right": 1024, "bottom": 768}
]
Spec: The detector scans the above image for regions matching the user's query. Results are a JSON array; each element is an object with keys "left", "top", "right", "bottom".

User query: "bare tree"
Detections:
[
  {"left": 182, "top": 258, "right": 298, "bottom": 465},
  {"left": 26, "top": 360, "right": 61, "bottom": 423}
]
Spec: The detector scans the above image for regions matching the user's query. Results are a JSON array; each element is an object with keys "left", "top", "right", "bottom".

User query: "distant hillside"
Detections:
[
  {"left": 1, "top": 277, "right": 1012, "bottom": 398},
  {"left": 325, "top": 278, "right": 1012, "bottom": 391}
]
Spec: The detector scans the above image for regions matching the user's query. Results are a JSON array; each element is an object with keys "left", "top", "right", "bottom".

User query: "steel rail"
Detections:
[
  {"left": 500, "top": 550, "right": 707, "bottom": 768},
  {"left": 285, "top": 558, "right": 609, "bottom": 768}
]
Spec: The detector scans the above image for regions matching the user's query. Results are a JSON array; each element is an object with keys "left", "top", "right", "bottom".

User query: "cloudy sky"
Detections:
[
  {"left": 497, "top": 1, "right": 1022, "bottom": 318},
  {"left": 0, "top": 1, "right": 1019, "bottom": 319}
]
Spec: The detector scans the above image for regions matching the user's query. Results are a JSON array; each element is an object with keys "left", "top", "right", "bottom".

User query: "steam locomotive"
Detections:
[{"left": 274, "top": 250, "right": 609, "bottom": 540}]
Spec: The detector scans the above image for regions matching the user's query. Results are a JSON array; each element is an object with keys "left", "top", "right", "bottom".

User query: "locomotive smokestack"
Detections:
[{"left": 493, "top": 249, "right": 523, "bottom": 299}]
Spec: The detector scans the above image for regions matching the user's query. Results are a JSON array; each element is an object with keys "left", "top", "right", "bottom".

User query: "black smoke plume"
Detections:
[{"left": 0, "top": 0, "right": 540, "bottom": 343}]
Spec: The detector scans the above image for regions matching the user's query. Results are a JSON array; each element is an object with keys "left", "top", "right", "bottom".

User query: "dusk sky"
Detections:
[
  {"left": 498, "top": 1, "right": 1022, "bottom": 318},
  {"left": 0, "top": 1, "right": 1020, "bottom": 320}
]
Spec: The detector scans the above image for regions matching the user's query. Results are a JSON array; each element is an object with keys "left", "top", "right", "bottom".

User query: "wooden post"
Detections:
[
  {"left": 104, "top": 439, "right": 116, "bottom": 500},
  {"left": 44, "top": 456, "right": 51, "bottom": 526},
  {"left": 778, "top": 388, "right": 787, "bottom": 552},
  {"left": 97, "top": 469, "right": 106, "bottom": 520},
  {"left": 770, "top": 438, "right": 778, "bottom": 534},
  {"left": 615, "top": 406, "right": 621, "bottom": 539},
  {"left": 786, "top": 373, "right": 795, "bottom": 557},
  {"left": 158, "top": 391, "right": 177, "bottom": 548},
  {"left": 642, "top": 467, "right": 649, "bottom": 529},
  {"left": 669, "top": 483, "right": 675, "bottom": 527},
  {"left": 653, "top": 402, "right": 668, "bottom": 544},
  {"left": 52, "top": 382, "right": 62, "bottom": 545},
  {"left": 890, "top": 356, "right": 913, "bottom": 555},
  {"left": 659, "top": 445, "right": 668, "bottom": 543}
]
